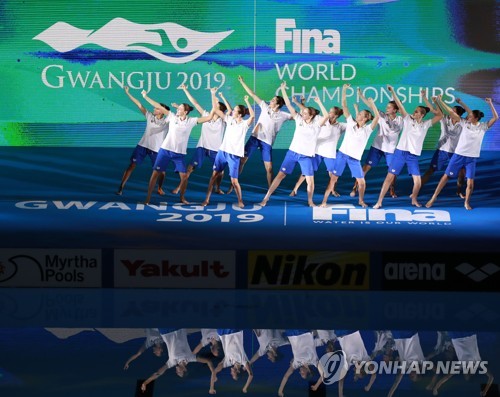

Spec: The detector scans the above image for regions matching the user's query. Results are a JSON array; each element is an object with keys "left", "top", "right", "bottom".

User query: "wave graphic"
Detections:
[{"left": 33, "top": 17, "right": 234, "bottom": 64}]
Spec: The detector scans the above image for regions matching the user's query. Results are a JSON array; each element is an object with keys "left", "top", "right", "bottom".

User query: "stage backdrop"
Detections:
[{"left": 0, "top": 0, "right": 498, "bottom": 149}]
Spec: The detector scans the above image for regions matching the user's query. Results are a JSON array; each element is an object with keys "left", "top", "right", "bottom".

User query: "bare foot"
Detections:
[
  {"left": 308, "top": 202, "right": 316, "bottom": 207},
  {"left": 373, "top": 203, "right": 382, "bottom": 209},
  {"left": 157, "top": 187, "right": 165, "bottom": 196},
  {"left": 116, "top": 189, "right": 123, "bottom": 196},
  {"left": 214, "top": 188, "right": 225, "bottom": 195},
  {"left": 143, "top": 201, "right": 150, "bottom": 205},
  {"left": 201, "top": 200, "right": 209, "bottom": 207},
  {"left": 390, "top": 188, "right": 397, "bottom": 198},
  {"left": 465, "top": 202, "right": 472, "bottom": 210},
  {"left": 332, "top": 190, "right": 340, "bottom": 197},
  {"left": 458, "top": 192, "right": 465, "bottom": 199},
  {"left": 180, "top": 197, "right": 190, "bottom": 205},
  {"left": 359, "top": 201, "right": 368, "bottom": 208},
  {"left": 349, "top": 189, "right": 356, "bottom": 197},
  {"left": 411, "top": 200, "right": 422, "bottom": 207},
  {"left": 171, "top": 187, "right": 180, "bottom": 195},
  {"left": 226, "top": 185, "right": 234, "bottom": 194},
  {"left": 320, "top": 202, "right": 328, "bottom": 208},
  {"left": 237, "top": 201, "right": 245, "bottom": 208},
  {"left": 259, "top": 200, "right": 268, "bottom": 207},
  {"left": 432, "top": 387, "right": 438, "bottom": 396},
  {"left": 425, "top": 199, "right": 434, "bottom": 208},
  {"left": 289, "top": 191, "right": 297, "bottom": 197}
]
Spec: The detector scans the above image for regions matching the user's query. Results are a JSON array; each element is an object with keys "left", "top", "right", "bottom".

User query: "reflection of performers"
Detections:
[
  {"left": 140, "top": 329, "right": 216, "bottom": 394},
  {"left": 249, "top": 329, "right": 289, "bottom": 364},
  {"left": 313, "top": 329, "right": 338, "bottom": 353},
  {"left": 212, "top": 329, "right": 253, "bottom": 394},
  {"left": 192, "top": 328, "right": 221, "bottom": 357},
  {"left": 117, "top": 87, "right": 169, "bottom": 196},
  {"left": 123, "top": 328, "right": 165, "bottom": 370}
]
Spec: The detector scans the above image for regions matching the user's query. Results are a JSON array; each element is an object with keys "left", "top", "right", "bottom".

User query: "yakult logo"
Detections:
[
  {"left": 34, "top": 17, "right": 233, "bottom": 64},
  {"left": 276, "top": 19, "right": 340, "bottom": 54}
]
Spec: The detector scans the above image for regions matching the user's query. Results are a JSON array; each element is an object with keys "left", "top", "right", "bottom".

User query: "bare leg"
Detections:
[
  {"left": 425, "top": 174, "right": 449, "bottom": 208},
  {"left": 202, "top": 171, "right": 220, "bottom": 206},
  {"left": 373, "top": 173, "right": 396, "bottom": 209},
  {"left": 264, "top": 161, "right": 274, "bottom": 188},
  {"left": 231, "top": 177, "right": 245, "bottom": 208},
  {"left": 432, "top": 374, "right": 453, "bottom": 396},
  {"left": 259, "top": 171, "right": 287, "bottom": 207},
  {"left": 481, "top": 371, "right": 494, "bottom": 397},
  {"left": 290, "top": 175, "right": 306, "bottom": 196},
  {"left": 173, "top": 165, "right": 193, "bottom": 194},
  {"left": 305, "top": 175, "right": 315, "bottom": 207},
  {"left": 410, "top": 175, "right": 422, "bottom": 207},
  {"left": 178, "top": 172, "right": 189, "bottom": 204},
  {"left": 144, "top": 170, "right": 160, "bottom": 205},
  {"left": 329, "top": 172, "right": 340, "bottom": 197},
  {"left": 420, "top": 166, "right": 435, "bottom": 187},
  {"left": 157, "top": 171, "right": 166, "bottom": 195},
  {"left": 389, "top": 175, "right": 398, "bottom": 198},
  {"left": 457, "top": 168, "right": 466, "bottom": 198},
  {"left": 350, "top": 164, "right": 371, "bottom": 197},
  {"left": 227, "top": 156, "right": 248, "bottom": 194},
  {"left": 117, "top": 162, "right": 136, "bottom": 195},
  {"left": 464, "top": 178, "right": 474, "bottom": 210},
  {"left": 356, "top": 177, "right": 368, "bottom": 208},
  {"left": 320, "top": 174, "right": 339, "bottom": 207},
  {"left": 214, "top": 171, "right": 224, "bottom": 194}
]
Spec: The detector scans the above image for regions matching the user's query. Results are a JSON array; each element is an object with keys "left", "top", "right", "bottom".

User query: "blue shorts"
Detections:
[
  {"left": 313, "top": 155, "right": 336, "bottom": 173},
  {"left": 153, "top": 149, "right": 187, "bottom": 173},
  {"left": 189, "top": 147, "right": 217, "bottom": 168},
  {"left": 213, "top": 150, "right": 241, "bottom": 179},
  {"left": 389, "top": 149, "right": 420, "bottom": 176},
  {"left": 445, "top": 154, "right": 476, "bottom": 179},
  {"left": 280, "top": 150, "right": 314, "bottom": 176},
  {"left": 430, "top": 150, "right": 453, "bottom": 171},
  {"left": 332, "top": 151, "right": 364, "bottom": 179},
  {"left": 244, "top": 136, "right": 273, "bottom": 162},
  {"left": 131, "top": 145, "right": 158, "bottom": 165},
  {"left": 365, "top": 146, "right": 394, "bottom": 169}
]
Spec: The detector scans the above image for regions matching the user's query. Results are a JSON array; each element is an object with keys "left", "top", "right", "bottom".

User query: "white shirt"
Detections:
[
  {"left": 288, "top": 332, "right": 319, "bottom": 369},
  {"left": 161, "top": 329, "right": 197, "bottom": 369},
  {"left": 197, "top": 110, "right": 225, "bottom": 151},
  {"left": 200, "top": 329, "right": 220, "bottom": 347},
  {"left": 289, "top": 114, "right": 322, "bottom": 157},
  {"left": 437, "top": 116, "right": 463, "bottom": 153},
  {"left": 451, "top": 334, "right": 481, "bottom": 362},
  {"left": 252, "top": 100, "right": 292, "bottom": 146},
  {"left": 454, "top": 120, "right": 489, "bottom": 158},
  {"left": 396, "top": 114, "right": 433, "bottom": 156},
  {"left": 137, "top": 111, "right": 169, "bottom": 152},
  {"left": 371, "top": 112, "right": 403, "bottom": 153},
  {"left": 314, "top": 330, "right": 337, "bottom": 347},
  {"left": 316, "top": 121, "right": 346, "bottom": 158},
  {"left": 254, "top": 329, "right": 289, "bottom": 357},
  {"left": 338, "top": 115, "right": 374, "bottom": 160},
  {"left": 394, "top": 333, "right": 425, "bottom": 363},
  {"left": 160, "top": 113, "right": 198, "bottom": 154},
  {"left": 219, "top": 115, "right": 250, "bottom": 157},
  {"left": 338, "top": 331, "right": 370, "bottom": 366},
  {"left": 144, "top": 328, "right": 163, "bottom": 349},
  {"left": 219, "top": 330, "right": 249, "bottom": 368},
  {"left": 372, "top": 330, "right": 394, "bottom": 356}
]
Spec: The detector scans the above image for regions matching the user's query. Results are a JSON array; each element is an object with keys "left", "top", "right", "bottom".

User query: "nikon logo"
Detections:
[{"left": 248, "top": 252, "right": 369, "bottom": 290}]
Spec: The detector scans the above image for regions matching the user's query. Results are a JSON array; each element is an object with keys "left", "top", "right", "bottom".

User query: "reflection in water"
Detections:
[{"left": 2, "top": 327, "right": 496, "bottom": 397}]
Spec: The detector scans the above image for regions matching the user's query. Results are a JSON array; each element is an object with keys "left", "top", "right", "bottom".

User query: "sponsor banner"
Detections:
[
  {"left": 0, "top": 249, "right": 102, "bottom": 287},
  {"left": 248, "top": 251, "right": 369, "bottom": 290},
  {"left": 381, "top": 252, "right": 500, "bottom": 291},
  {"left": 114, "top": 250, "right": 236, "bottom": 288}
]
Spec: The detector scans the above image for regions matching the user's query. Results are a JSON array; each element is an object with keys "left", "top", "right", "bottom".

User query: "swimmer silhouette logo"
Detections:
[
  {"left": 33, "top": 18, "right": 234, "bottom": 64},
  {"left": 319, "top": 350, "right": 348, "bottom": 385}
]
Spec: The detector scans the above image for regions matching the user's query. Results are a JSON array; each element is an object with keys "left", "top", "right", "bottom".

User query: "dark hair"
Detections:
[
  {"left": 159, "top": 103, "right": 170, "bottom": 111},
  {"left": 308, "top": 107, "right": 319, "bottom": 116},
  {"left": 388, "top": 100, "right": 399, "bottom": 112},
  {"left": 236, "top": 104, "right": 250, "bottom": 116},
  {"left": 333, "top": 106, "right": 343, "bottom": 117},
  {"left": 471, "top": 110, "right": 484, "bottom": 120},
  {"left": 180, "top": 103, "right": 193, "bottom": 114},
  {"left": 218, "top": 102, "right": 227, "bottom": 113},
  {"left": 453, "top": 106, "right": 465, "bottom": 116},
  {"left": 363, "top": 109, "right": 374, "bottom": 121},
  {"left": 417, "top": 106, "right": 430, "bottom": 115},
  {"left": 275, "top": 96, "right": 285, "bottom": 109}
]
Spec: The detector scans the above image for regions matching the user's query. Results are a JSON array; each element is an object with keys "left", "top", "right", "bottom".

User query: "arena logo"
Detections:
[
  {"left": 33, "top": 17, "right": 233, "bottom": 64},
  {"left": 384, "top": 262, "right": 446, "bottom": 281},
  {"left": 312, "top": 205, "right": 452, "bottom": 225},
  {"left": 276, "top": 19, "right": 341, "bottom": 54}
]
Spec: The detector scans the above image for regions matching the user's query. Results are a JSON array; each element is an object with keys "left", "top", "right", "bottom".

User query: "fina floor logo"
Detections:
[
  {"left": 455, "top": 263, "right": 499, "bottom": 282},
  {"left": 33, "top": 17, "right": 233, "bottom": 64},
  {"left": 319, "top": 350, "right": 348, "bottom": 384}
]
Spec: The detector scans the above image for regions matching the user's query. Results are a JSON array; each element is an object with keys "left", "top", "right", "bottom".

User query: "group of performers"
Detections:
[{"left": 116, "top": 78, "right": 498, "bottom": 210}]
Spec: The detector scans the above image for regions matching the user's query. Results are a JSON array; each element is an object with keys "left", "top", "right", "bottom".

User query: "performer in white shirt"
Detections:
[
  {"left": 249, "top": 329, "right": 289, "bottom": 365},
  {"left": 426, "top": 97, "right": 498, "bottom": 210},
  {"left": 373, "top": 86, "right": 442, "bottom": 209},
  {"left": 123, "top": 328, "right": 165, "bottom": 370}
]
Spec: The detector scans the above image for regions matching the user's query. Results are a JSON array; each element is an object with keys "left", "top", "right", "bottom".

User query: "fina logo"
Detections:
[{"left": 33, "top": 17, "right": 233, "bottom": 64}]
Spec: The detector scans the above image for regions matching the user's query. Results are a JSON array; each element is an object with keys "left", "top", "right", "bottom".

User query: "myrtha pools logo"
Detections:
[{"left": 33, "top": 18, "right": 233, "bottom": 64}]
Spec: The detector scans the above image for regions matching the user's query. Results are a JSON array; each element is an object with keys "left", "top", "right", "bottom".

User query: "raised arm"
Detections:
[
  {"left": 197, "top": 108, "right": 215, "bottom": 124},
  {"left": 341, "top": 84, "right": 351, "bottom": 119},
  {"left": 238, "top": 75, "right": 263, "bottom": 104},
  {"left": 280, "top": 81, "right": 298, "bottom": 118},
  {"left": 387, "top": 85, "right": 407, "bottom": 117},
  {"left": 141, "top": 363, "right": 168, "bottom": 392},
  {"left": 387, "top": 372, "right": 404, "bottom": 397},
  {"left": 437, "top": 95, "right": 461, "bottom": 123},
  {"left": 242, "top": 362, "right": 254, "bottom": 393},
  {"left": 141, "top": 91, "right": 170, "bottom": 116},
  {"left": 179, "top": 84, "right": 205, "bottom": 115},
  {"left": 123, "top": 343, "right": 146, "bottom": 370},
  {"left": 292, "top": 95, "right": 306, "bottom": 112},
  {"left": 244, "top": 95, "right": 255, "bottom": 126},
  {"left": 313, "top": 96, "right": 329, "bottom": 127},
  {"left": 278, "top": 364, "right": 295, "bottom": 397},
  {"left": 125, "top": 86, "right": 146, "bottom": 116},
  {"left": 456, "top": 97, "right": 472, "bottom": 115},
  {"left": 485, "top": 98, "right": 499, "bottom": 128},
  {"left": 421, "top": 89, "right": 439, "bottom": 115},
  {"left": 429, "top": 96, "right": 444, "bottom": 126},
  {"left": 218, "top": 90, "right": 232, "bottom": 113},
  {"left": 367, "top": 97, "right": 380, "bottom": 130},
  {"left": 357, "top": 87, "right": 372, "bottom": 109}
]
